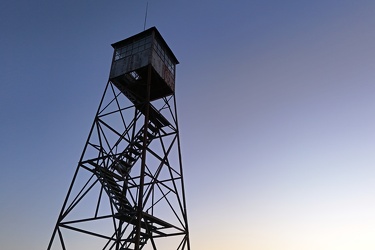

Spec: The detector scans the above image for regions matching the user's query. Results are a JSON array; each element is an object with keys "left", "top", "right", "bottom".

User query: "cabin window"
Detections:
[
  {"left": 114, "top": 35, "right": 152, "bottom": 61},
  {"left": 153, "top": 39, "right": 176, "bottom": 76}
]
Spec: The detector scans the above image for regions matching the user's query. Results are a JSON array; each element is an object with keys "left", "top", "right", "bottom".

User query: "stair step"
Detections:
[
  {"left": 128, "top": 147, "right": 140, "bottom": 155},
  {"left": 137, "top": 135, "right": 144, "bottom": 141},
  {"left": 97, "top": 167, "right": 122, "bottom": 180},
  {"left": 123, "top": 154, "right": 136, "bottom": 162},
  {"left": 137, "top": 131, "right": 153, "bottom": 140},
  {"left": 133, "top": 141, "right": 143, "bottom": 149},
  {"left": 123, "top": 237, "right": 147, "bottom": 244},
  {"left": 148, "top": 123, "right": 159, "bottom": 133},
  {"left": 145, "top": 131, "right": 153, "bottom": 138},
  {"left": 118, "top": 160, "right": 132, "bottom": 169},
  {"left": 106, "top": 180, "right": 120, "bottom": 188},
  {"left": 110, "top": 189, "right": 123, "bottom": 196},
  {"left": 104, "top": 178, "right": 117, "bottom": 185}
]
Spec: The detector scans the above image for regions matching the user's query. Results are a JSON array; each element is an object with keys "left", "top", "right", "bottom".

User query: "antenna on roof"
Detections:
[{"left": 143, "top": 2, "right": 149, "bottom": 30}]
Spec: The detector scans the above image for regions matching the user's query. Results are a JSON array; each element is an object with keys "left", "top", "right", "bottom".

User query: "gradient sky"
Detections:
[{"left": 1, "top": 1, "right": 375, "bottom": 249}]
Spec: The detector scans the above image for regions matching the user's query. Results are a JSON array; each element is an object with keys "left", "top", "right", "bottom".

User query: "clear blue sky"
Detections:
[{"left": 1, "top": 1, "right": 375, "bottom": 249}]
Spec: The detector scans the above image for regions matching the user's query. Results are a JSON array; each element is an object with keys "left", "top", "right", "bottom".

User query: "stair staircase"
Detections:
[
  {"left": 95, "top": 167, "right": 133, "bottom": 213},
  {"left": 112, "top": 121, "right": 160, "bottom": 177},
  {"left": 92, "top": 100, "right": 174, "bottom": 248}
]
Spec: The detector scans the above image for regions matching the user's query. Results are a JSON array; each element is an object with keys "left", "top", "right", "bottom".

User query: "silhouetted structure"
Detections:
[{"left": 48, "top": 27, "right": 190, "bottom": 250}]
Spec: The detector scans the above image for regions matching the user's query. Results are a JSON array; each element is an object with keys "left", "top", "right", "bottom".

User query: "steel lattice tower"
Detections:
[{"left": 48, "top": 27, "right": 190, "bottom": 250}]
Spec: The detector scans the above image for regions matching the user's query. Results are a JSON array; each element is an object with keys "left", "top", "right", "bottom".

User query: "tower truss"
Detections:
[{"left": 48, "top": 27, "right": 190, "bottom": 250}]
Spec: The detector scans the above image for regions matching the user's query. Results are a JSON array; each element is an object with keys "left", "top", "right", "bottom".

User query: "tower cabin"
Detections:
[{"left": 110, "top": 27, "right": 179, "bottom": 102}]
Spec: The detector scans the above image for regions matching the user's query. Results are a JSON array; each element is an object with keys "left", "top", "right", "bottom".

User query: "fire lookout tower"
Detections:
[{"left": 48, "top": 27, "right": 191, "bottom": 250}]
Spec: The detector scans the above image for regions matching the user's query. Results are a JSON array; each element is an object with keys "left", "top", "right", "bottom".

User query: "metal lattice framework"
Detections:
[{"left": 48, "top": 28, "right": 190, "bottom": 250}]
